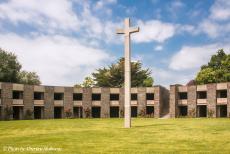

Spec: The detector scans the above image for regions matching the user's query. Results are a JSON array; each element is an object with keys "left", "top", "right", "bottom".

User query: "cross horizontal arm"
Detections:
[
  {"left": 116, "top": 29, "right": 124, "bottom": 34},
  {"left": 129, "top": 27, "right": 139, "bottom": 34}
]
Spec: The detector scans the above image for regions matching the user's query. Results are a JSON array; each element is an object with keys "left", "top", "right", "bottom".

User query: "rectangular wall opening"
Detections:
[
  {"left": 217, "top": 105, "right": 227, "bottom": 117},
  {"left": 54, "top": 93, "right": 64, "bottom": 100},
  {"left": 131, "top": 94, "right": 137, "bottom": 101},
  {"left": 13, "top": 91, "right": 23, "bottom": 99},
  {"left": 146, "top": 93, "right": 154, "bottom": 100},
  {"left": 131, "top": 106, "right": 137, "bottom": 117},
  {"left": 73, "top": 93, "right": 82, "bottom": 101},
  {"left": 178, "top": 106, "right": 187, "bottom": 116},
  {"left": 217, "top": 90, "right": 227, "bottom": 98},
  {"left": 54, "top": 107, "right": 63, "bottom": 119},
  {"left": 92, "top": 94, "right": 101, "bottom": 101},
  {"left": 197, "top": 91, "right": 207, "bottom": 99},
  {"left": 179, "top": 92, "right": 187, "bottom": 100},
  {"left": 146, "top": 106, "right": 154, "bottom": 117},
  {"left": 73, "top": 107, "right": 83, "bottom": 118},
  {"left": 197, "top": 105, "right": 207, "bottom": 117},
  {"left": 34, "top": 106, "right": 44, "bottom": 119},
  {"left": 34, "top": 92, "right": 44, "bottom": 100},
  {"left": 0, "top": 107, "right": 2, "bottom": 120},
  {"left": 110, "top": 106, "right": 119, "bottom": 118},
  {"left": 13, "top": 106, "right": 23, "bottom": 120},
  {"left": 110, "top": 94, "right": 119, "bottom": 101},
  {"left": 92, "top": 107, "right": 101, "bottom": 118}
]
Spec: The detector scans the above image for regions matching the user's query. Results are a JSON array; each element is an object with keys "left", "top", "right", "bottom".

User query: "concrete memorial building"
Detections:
[
  {"left": 0, "top": 82, "right": 169, "bottom": 120},
  {"left": 0, "top": 82, "right": 229, "bottom": 120},
  {"left": 170, "top": 82, "right": 230, "bottom": 118}
]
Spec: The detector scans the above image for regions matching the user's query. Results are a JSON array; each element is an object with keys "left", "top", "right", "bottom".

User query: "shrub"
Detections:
[
  {"left": 208, "top": 109, "right": 215, "bottom": 118},
  {"left": 119, "top": 109, "right": 124, "bottom": 118},
  {"left": 24, "top": 109, "right": 34, "bottom": 120},
  {"left": 65, "top": 109, "right": 72, "bottom": 118},
  {"left": 84, "top": 107, "right": 91, "bottom": 118},
  {"left": 4, "top": 106, "right": 13, "bottom": 120},
  {"left": 138, "top": 108, "right": 146, "bottom": 118},
  {"left": 188, "top": 108, "right": 196, "bottom": 118}
]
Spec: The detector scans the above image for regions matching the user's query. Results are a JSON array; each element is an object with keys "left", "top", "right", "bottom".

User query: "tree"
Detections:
[
  {"left": 0, "top": 48, "right": 21, "bottom": 82},
  {"left": 195, "top": 49, "right": 230, "bottom": 84},
  {"left": 75, "top": 76, "right": 95, "bottom": 87},
  {"left": 18, "top": 71, "right": 41, "bottom": 85},
  {"left": 0, "top": 48, "right": 41, "bottom": 85},
  {"left": 92, "top": 58, "right": 154, "bottom": 87}
]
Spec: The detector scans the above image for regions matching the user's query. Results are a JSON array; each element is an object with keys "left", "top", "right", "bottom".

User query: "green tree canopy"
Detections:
[
  {"left": 195, "top": 49, "right": 230, "bottom": 84},
  {"left": 0, "top": 48, "right": 41, "bottom": 85},
  {"left": 90, "top": 58, "right": 154, "bottom": 87},
  {"left": 74, "top": 76, "right": 95, "bottom": 88},
  {"left": 0, "top": 48, "right": 21, "bottom": 82},
  {"left": 18, "top": 71, "right": 41, "bottom": 85}
]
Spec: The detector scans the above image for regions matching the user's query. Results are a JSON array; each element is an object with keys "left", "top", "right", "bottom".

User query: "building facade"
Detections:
[
  {"left": 0, "top": 82, "right": 169, "bottom": 120},
  {"left": 170, "top": 82, "right": 230, "bottom": 118}
]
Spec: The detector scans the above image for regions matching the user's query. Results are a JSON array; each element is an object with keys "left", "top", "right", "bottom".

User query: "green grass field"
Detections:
[{"left": 0, "top": 118, "right": 230, "bottom": 154}]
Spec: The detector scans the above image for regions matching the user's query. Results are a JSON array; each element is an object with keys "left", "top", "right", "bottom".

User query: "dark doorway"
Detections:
[
  {"left": 13, "top": 106, "right": 22, "bottom": 120},
  {"left": 73, "top": 107, "right": 83, "bottom": 118},
  {"left": 179, "top": 92, "right": 187, "bottom": 100},
  {"left": 0, "top": 107, "right": 2, "bottom": 120},
  {"left": 34, "top": 107, "right": 43, "bottom": 119},
  {"left": 218, "top": 105, "right": 227, "bottom": 117},
  {"left": 197, "top": 91, "right": 207, "bottom": 99},
  {"left": 146, "top": 93, "right": 154, "bottom": 100},
  {"left": 110, "top": 94, "right": 119, "bottom": 101},
  {"left": 92, "top": 94, "right": 101, "bottom": 101},
  {"left": 197, "top": 105, "right": 207, "bottom": 117},
  {"left": 131, "top": 106, "right": 137, "bottom": 117},
  {"left": 54, "top": 107, "right": 63, "bottom": 119},
  {"left": 146, "top": 106, "right": 154, "bottom": 116},
  {"left": 110, "top": 107, "right": 119, "bottom": 118},
  {"left": 217, "top": 90, "right": 227, "bottom": 98},
  {"left": 131, "top": 94, "right": 137, "bottom": 100},
  {"left": 178, "top": 106, "right": 187, "bottom": 116},
  {"left": 92, "top": 107, "right": 101, "bottom": 118}
]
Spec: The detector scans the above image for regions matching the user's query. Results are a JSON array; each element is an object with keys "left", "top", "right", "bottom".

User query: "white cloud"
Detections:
[
  {"left": 151, "top": 67, "right": 194, "bottom": 87},
  {"left": 133, "top": 20, "right": 176, "bottom": 43},
  {"left": 169, "top": 44, "right": 230, "bottom": 70},
  {"left": 194, "top": 0, "right": 230, "bottom": 38},
  {"left": 155, "top": 45, "right": 163, "bottom": 51},
  {"left": 0, "top": 0, "right": 121, "bottom": 44},
  {"left": 94, "top": 0, "right": 117, "bottom": 10},
  {"left": 210, "top": 0, "right": 230, "bottom": 21},
  {"left": 0, "top": 0, "right": 80, "bottom": 32},
  {"left": 0, "top": 33, "right": 111, "bottom": 86}
]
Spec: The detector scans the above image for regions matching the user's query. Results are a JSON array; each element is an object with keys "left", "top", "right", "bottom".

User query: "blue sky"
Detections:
[{"left": 0, "top": 0, "right": 229, "bottom": 86}]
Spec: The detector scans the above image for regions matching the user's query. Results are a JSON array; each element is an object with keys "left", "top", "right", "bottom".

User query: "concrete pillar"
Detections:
[
  {"left": 137, "top": 87, "right": 146, "bottom": 117},
  {"left": 23, "top": 85, "right": 34, "bottom": 119},
  {"left": 207, "top": 83, "right": 217, "bottom": 118},
  {"left": 101, "top": 88, "right": 110, "bottom": 118},
  {"left": 170, "top": 85, "right": 178, "bottom": 118},
  {"left": 119, "top": 88, "right": 124, "bottom": 118},
  {"left": 82, "top": 88, "right": 92, "bottom": 118},
  {"left": 44, "top": 86, "right": 54, "bottom": 119},
  {"left": 188, "top": 85, "right": 197, "bottom": 117},
  {"left": 64, "top": 87, "right": 73, "bottom": 118},
  {"left": 1, "top": 83, "right": 13, "bottom": 120},
  {"left": 154, "top": 86, "right": 160, "bottom": 118},
  {"left": 160, "top": 86, "right": 169, "bottom": 116},
  {"left": 228, "top": 83, "right": 230, "bottom": 118}
]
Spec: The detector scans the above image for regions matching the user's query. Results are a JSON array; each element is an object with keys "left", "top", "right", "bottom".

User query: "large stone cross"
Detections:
[{"left": 116, "top": 18, "right": 139, "bottom": 128}]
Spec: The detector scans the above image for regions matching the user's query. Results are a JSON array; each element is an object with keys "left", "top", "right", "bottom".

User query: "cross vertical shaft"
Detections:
[{"left": 116, "top": 18, "right": 139, "bottom": 128}]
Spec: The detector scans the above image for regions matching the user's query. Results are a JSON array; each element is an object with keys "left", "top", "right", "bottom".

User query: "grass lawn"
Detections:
[{"left": 0, "top": 118, "right": 230, "bottom": 154}]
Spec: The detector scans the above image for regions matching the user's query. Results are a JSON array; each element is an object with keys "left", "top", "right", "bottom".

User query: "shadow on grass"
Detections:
[{"left": 133, "top": 123, "right": 174, "bottom": 128}]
